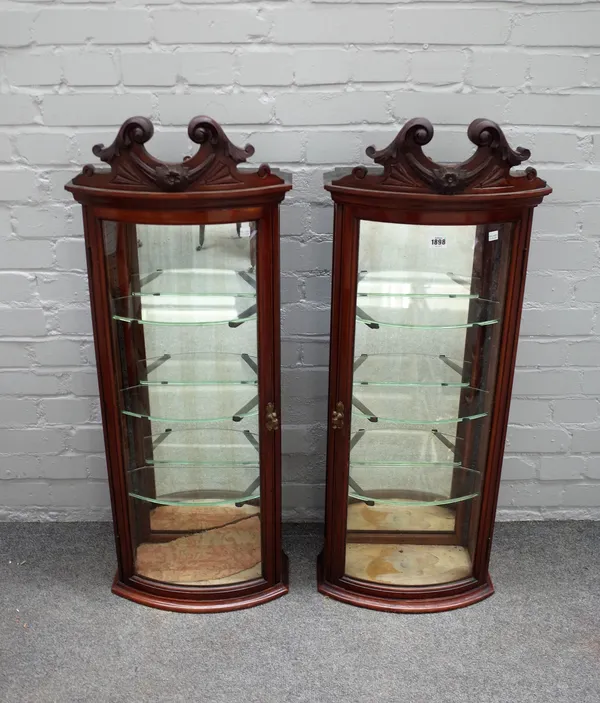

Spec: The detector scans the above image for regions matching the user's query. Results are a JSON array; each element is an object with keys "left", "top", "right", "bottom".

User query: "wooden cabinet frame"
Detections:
[
  {"left": 67, "top": 116, "right": 291, "bottom": 612},
  {"left": 318, "top": 118, "right": 551, "bottom": 613}
]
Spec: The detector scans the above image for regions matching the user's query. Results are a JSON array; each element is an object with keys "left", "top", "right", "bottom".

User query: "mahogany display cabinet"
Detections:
[
  {"left": 318, "top": 118, "right": 551, "bottom": 612},
  {"left": 66, "top": 116, "right": 291, "bottom": 612}
]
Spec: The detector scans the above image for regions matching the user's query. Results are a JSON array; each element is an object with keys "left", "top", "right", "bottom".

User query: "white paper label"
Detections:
[
  {"left": 488, "top": 231, "right": 498, "bottom": 242},
  {"left": 239, "top": 222, "right": 252, "bottom": 238},
  {"left": 429, "top": 236, "right": 447, "bottom": 249}
]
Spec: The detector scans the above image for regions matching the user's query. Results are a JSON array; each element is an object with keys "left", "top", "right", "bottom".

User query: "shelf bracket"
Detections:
[
  {"left": 228, "top": 303, "right": 257, "bottom": 328},
  {"left": 139, "top": 269, "right": 163, "bottom": 289},
  {"left": 236, "top": 476, "right": 261, "bottom": 507},
  {"left": 432, "top": 429, "right": 456, "bottom": 452},
  {"left": 144, "top": 353, "right": 171, "bottom": 378},
  {"left": 232, "top": 395, "right": 259, "bottom": 422},
  {"left": 241, "top": 353, "right": 258, "bottom": 376},
  {"left": 236, "top": 270, "right": 257, "bottom": 291},
  {"left": 446, "top": 271, "right": 470, "bottom": 290},
  {"left": 353, "top": 354, "right": 369, "bottom": 372},
  {"left": 243, "top": 429, "right": 260, "bottom": 452},
  {"left": 151, "top": 428, "right": 172, "bottom": 449},
  {"left": 348, "top": 478, "right": 375, "bottom": 507},
  {"left": 355, "top": 306, "right": 380, "bottom": 330},
  {"left": 349, "top": 428, "right": 366, "bottom": 450},
  {"left": 352, "top": 396, "right": 378, "bottom": 422},
  {"left": 439, "top": 354, "right": 463, "bottom": 377}
]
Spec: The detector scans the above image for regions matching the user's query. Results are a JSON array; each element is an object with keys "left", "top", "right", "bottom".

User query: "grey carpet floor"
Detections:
[{"left": 0, "top": 522, "right": 599, "bottom": 703}]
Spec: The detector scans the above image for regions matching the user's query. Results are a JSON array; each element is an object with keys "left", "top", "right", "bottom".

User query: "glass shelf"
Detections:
[
  {"left": 348, "top": 466, "right": 480, "bottom": 507},
  {"left": 128, "top": 465, "right": 260, "bottom": 507},
  {"left": 130, "top": 492, "right": 259, "bottom": 507},
  {"left": 351, "top": 385, "right": 488, "bottom": 425},
  {"left": 138, "top": 352, "right": 258, "bottom": 386},
  {"left": 349, "top": 428, "right": 463, "bottom": 467},
  {"left": 121, "top": 385, "right": 259, "bottom": 423},
  {"left": 131, "top": 489, "right": 259, "bottom": 507},
  {"left": 112, "top": 294, "right": 256, "bottom": 326},
  {"left": 353, "top": 353, "right": 469, "bottom": 387},
  {"left": 134, "top": 268, "right": 256, "bottom": 298},
  {"left": 355, "top": 296, "right": 499, "bottom": 330},
  {"left": 143, "top": 427, "right": 260, "bottom": 467},
  {"left": 357, "top": 270, "right": 477, "bottom": 298}
]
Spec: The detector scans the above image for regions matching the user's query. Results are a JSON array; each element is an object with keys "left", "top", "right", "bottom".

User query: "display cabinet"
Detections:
[
  {"left": 319, "top": 118, "right": 551, "bottom": 612},
  {"left": 66, "top": 116, "right": 291, "bottom": 612}
]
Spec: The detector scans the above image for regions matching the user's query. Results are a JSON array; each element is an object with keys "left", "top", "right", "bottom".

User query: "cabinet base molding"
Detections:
[
  {"left": 112, "top": 552, "right": 288, "bottom": 613},
  {"left": 317, "top": 553, "right": 494, "bottom": 613}
]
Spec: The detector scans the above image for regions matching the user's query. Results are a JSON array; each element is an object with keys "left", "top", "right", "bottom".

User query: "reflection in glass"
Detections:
[
  {"left": 344, "top": 221, "right": 512, "bottom": 587},
  {"left": 104, "top": 221, "right": 262, "bottom": 586}
]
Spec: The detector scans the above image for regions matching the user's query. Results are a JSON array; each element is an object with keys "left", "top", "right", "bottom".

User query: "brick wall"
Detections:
[{"left": 1, "top": 0, "right": 599, "bottom": 521}]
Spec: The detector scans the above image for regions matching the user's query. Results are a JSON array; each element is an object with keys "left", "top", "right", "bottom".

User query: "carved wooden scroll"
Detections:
[
  {"left": 337, "top": 118, "right": 547, "bottom": 196},
  {"left": 77, "top": 116, "right": 280, "bottom": 193}
]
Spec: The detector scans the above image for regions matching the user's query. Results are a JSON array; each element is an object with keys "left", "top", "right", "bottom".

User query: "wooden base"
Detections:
[
  {"left": 317, "top": 552, "right": 494, "bottom": 613},
  {"left": 112, "top": 552, "right": 289, "bottom": 613}
]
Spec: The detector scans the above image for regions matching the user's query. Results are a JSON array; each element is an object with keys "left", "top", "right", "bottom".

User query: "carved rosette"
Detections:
[
  {"left": 344, "top": 117, "right": 546, "bottom": 196},
  {"left": 85, "top": 116, "right": 270, "bottom": 193}
]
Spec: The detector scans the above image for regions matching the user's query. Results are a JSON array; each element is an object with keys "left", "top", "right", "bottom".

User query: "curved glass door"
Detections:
[
  {"left": 104, "top": 220, "right": 262, "bottom": 587},
  {"left": 344, "top": 221, "right": 513, "bottom": 587}
]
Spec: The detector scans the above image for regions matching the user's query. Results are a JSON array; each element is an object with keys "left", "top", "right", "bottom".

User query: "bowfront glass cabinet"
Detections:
[
  {"left": 67, "top": 116, "right": 291, "bottom": 612},
  {"left": 319, "top": 118, "right": 551, "bottom": 612}
]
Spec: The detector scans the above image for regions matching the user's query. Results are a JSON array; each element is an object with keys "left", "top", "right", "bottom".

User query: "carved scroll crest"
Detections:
[
  {"left": 81, "top": 116, "right": 273, "bottom": 193},
  {"left": 344, "top": 117, "right": 545, "bottom": 195}
]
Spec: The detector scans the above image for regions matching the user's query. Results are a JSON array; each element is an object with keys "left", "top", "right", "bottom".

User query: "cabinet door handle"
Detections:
[
  {"left": 332, "top": 401, "right": 344, "bottom": 430},
  {"left": 265, "top": 402, "right": 279, "bottom": 431}
]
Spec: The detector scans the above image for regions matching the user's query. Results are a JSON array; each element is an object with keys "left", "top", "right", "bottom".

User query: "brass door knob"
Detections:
[
  {"left": 332, "top": 401, "right": 344, "bottom": 430},
  {"left": 265, "top": 402, "right": 279, "bottom": 431}
]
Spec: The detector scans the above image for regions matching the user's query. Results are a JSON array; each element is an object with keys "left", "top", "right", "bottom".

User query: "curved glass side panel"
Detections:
[
  {"left": 103, "top": 220, "right": 262, "bottom": 587},
  {"left": 344, "top": 221, "right": 513, "bottom": 587}
]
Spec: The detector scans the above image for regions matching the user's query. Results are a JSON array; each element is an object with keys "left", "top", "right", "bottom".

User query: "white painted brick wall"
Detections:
[{"left": 1, "top": 0, "right": 599, "bottom": 522}]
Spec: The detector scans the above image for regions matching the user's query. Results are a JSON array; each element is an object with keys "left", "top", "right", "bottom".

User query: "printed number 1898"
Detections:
[{"left": 430, "top": 236, "right": 447, "bottom": 248}]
